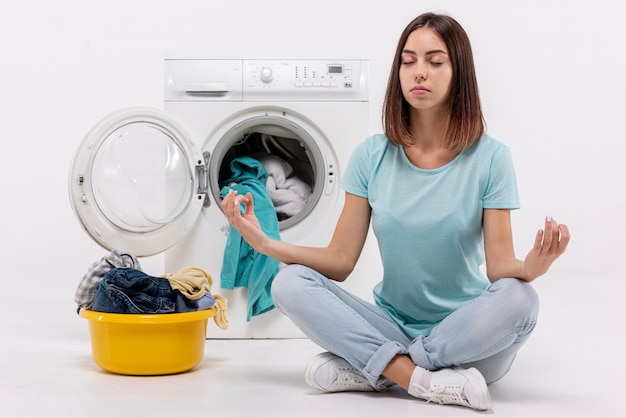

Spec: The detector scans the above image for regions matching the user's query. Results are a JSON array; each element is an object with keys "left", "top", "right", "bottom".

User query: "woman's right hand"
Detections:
[
  {"left": 221, "top": 191, "right": 371, "bottom": 281},
  {"left": 220, "top": 189, "right": 269, "bottom": 253}
]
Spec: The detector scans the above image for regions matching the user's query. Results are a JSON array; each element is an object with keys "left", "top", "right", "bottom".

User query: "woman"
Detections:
[{"left": 221, "top": 12, "right": 569, "bottom": 411}]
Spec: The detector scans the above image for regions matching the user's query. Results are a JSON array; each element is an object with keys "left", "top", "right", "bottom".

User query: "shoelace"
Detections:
[
  {"left": 337, "top": 369, "right": 371, "bottom": 388},
  {"left": 413, "top": 383, "right": 471, "bottom": 407}
]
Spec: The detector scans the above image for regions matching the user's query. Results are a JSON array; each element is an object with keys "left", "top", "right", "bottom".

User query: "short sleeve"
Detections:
[
  {"left": 340, "top": 138, "right": 373, "bottom": 198},
  {"left": 483, "top": 144, "right": 520, "bottom": 210}
]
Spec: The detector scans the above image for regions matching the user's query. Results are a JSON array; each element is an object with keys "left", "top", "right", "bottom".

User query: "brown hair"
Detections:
[{"left": 382, "top": 13, "right": 485, "bottom": 151}]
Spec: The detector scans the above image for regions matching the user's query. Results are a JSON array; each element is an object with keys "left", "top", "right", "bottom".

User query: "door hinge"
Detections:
[{"left": 196, "top": 151, "right": 211, "bottom": 208}]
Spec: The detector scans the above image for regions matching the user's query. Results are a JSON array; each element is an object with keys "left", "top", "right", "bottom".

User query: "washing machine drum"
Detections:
[{"left": 69, "top": 107, "right": 206, "bottom": 256}]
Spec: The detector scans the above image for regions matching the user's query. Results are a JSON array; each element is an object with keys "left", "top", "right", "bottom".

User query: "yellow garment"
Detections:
[
  {"left": 165, "top": 266, "right": 210, "bottom": 300},
  {"left": 163, "top": 267, "right": 229, "bottom": 330}
]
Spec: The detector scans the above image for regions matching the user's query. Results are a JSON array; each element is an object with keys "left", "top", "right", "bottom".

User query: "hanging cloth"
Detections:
[{"left": 219, "top": 156, "right": 281, "bottom": 321}]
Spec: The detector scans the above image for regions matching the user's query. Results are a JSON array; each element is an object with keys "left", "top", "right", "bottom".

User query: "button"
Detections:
[{"left": 325, "top": 171, "right": 336, "bottom": 195}]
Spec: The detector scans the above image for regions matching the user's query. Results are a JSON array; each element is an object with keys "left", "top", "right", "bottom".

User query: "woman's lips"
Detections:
[{"left": 411, "top": 85, "right": 429, "bottom": 95}]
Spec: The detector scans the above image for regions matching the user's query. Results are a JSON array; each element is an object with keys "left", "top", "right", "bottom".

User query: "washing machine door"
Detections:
[{"left": 69, "top": 107, "right": 206, "bottom": 256}]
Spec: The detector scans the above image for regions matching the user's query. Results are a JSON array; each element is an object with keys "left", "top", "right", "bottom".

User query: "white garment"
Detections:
[{"left": 255, "top": 153, "right": 312, "bottom": 219}]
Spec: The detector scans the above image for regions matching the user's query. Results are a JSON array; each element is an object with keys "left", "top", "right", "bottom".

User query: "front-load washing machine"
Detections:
[{"left": 69, "top": 55, "right": 371, "bottom": 338}]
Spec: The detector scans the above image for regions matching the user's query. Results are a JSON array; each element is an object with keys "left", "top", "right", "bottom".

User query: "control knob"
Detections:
[{"left": 259, "top": 66, "right": 274, "bottom": 83}]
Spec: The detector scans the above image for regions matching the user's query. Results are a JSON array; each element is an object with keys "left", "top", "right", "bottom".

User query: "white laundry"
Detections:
[{"left": 255, "top": 153, "right": 312, "bottom": 219}]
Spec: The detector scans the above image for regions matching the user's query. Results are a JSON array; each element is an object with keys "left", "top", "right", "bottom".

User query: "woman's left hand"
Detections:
[{"left": 523, "top": 216, "right": 570, "bottom": 280}]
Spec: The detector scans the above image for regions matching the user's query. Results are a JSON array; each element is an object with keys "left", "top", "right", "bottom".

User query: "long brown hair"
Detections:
[{"left": 382, "top": 13, "right": 485, "bottom": 151}]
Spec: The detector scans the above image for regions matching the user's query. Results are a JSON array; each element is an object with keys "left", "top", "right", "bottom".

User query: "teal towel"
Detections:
[{"left": 219, "top": 156, "right": 281, "bottom": 321}]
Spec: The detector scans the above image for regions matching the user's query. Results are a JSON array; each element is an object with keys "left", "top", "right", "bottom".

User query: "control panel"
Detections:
[
  {"left": 244, "top": 60, "right": 357, "bottom": 89},
  {"left": 242, "top": 59, "right": 367, "bottom": 101},
  {"left": 165, "top": 57, "right": 369, "bottom": 102}
]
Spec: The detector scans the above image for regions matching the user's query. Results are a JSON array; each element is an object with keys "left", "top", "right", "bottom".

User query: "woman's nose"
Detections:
[{"left": 414, "top": 61, "right": 427, "bottom": 81}]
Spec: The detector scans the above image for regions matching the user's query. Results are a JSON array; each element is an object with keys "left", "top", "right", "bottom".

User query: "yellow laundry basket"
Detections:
[{"left": 80, "top": 309, "right": 215, "bottom": 375}]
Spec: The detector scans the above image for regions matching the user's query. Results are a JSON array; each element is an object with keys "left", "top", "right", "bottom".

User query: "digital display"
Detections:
[{"left": 328, "top": 65, "right": 343, "bottom": 74}]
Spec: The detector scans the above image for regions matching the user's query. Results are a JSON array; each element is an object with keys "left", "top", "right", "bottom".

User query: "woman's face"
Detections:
[{"left": 399, "top": 27, "right": 453, "bottom": 114}]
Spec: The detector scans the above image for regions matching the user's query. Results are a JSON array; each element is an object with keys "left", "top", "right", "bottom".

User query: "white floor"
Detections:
[{"left": 1, "top": 272, "right": 624, "bottom": 418}]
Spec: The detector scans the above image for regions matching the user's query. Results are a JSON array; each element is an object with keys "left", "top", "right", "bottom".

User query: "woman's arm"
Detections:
[
  {"left": 483, "top": 209, "right": 570, "bottom": 283},
  {"left": 221, "top": 190, "right": 371, "bottom": 282}
]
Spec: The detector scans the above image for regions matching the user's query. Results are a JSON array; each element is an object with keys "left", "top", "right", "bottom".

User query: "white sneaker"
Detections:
[
  {"left": 304, "top": 352, "right": 375, "bottom": 392},
  {"left": 411, "top": 367, "right": 493, "bottom": 411}
]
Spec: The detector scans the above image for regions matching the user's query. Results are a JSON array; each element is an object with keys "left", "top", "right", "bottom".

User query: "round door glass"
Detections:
[{"left": 91, "top": 122, "right": 193, "bottom": 232}]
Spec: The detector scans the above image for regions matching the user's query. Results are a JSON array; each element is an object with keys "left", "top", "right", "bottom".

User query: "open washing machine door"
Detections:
[{"left": 69, "top": 107, "right": 206, "bottom": 256}]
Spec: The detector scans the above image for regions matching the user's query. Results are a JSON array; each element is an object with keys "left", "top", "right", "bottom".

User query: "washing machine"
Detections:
[{"left": 69, "top": 54, "right": 371, "bottom": 338}]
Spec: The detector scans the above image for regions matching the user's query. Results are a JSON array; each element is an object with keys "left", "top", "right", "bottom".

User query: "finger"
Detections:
[
  {"left": 557, "top": 224, "right": 571, "bottom": 254},
  {"left": 243, "top": 192, "right": 254, "bottom": 215},
  {"left": 221, "top": 189, "right": 235, "bottom": 211},
  {"left": 541, "top": 216, "right": 554, "bottom": 253},
  {"left": 229, "top": 191, "right": 244, "bottom": 219},
  {"left": 233, "top": 193, "right": 249, "bottom": 209},
  {"left": 533, "top": 229, "right": 544, "bottom": 252},
  {"left": 233, "top": 196, "right": 243, "bottom": 215},
  {"left": 547, "top": 216, "right": 568, "bottom": 255},
  {"left": 223, "top": 189, "right": 236, "bottom": 210},
  {"left": 553, "top": 230, "right": 561, "bottom": 249}
]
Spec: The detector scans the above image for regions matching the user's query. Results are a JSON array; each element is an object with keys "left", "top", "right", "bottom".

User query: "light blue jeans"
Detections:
[{"left": 271, "top": 264, "right": 539, "bottom": 389}]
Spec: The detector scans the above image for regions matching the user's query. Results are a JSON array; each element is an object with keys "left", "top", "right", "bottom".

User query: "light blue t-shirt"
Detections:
[{"left": 341, "top": 134, "right": 520, "bottom": 338}]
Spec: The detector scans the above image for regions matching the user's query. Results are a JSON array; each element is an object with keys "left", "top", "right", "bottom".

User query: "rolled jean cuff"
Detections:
[
  {"left": 408, "top": 336, "right": 436, "bottom": 370},
  {"left": 362, "top": 341, "right": 407, "bottom": 389}
]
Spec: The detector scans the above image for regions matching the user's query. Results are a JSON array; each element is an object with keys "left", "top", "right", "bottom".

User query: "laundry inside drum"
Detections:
[{"left": 218, "top": 130, "right": 317, "bottom": 227}]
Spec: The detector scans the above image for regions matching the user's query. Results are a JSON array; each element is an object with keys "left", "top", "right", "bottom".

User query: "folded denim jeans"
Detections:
[{"left": 92, "top": 268, "right": 196, "bottom": 314}]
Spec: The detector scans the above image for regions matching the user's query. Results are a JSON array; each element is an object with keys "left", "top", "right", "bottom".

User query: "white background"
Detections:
[{"left": 1, "top": 1, "right": 624, "bottom": 321}]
